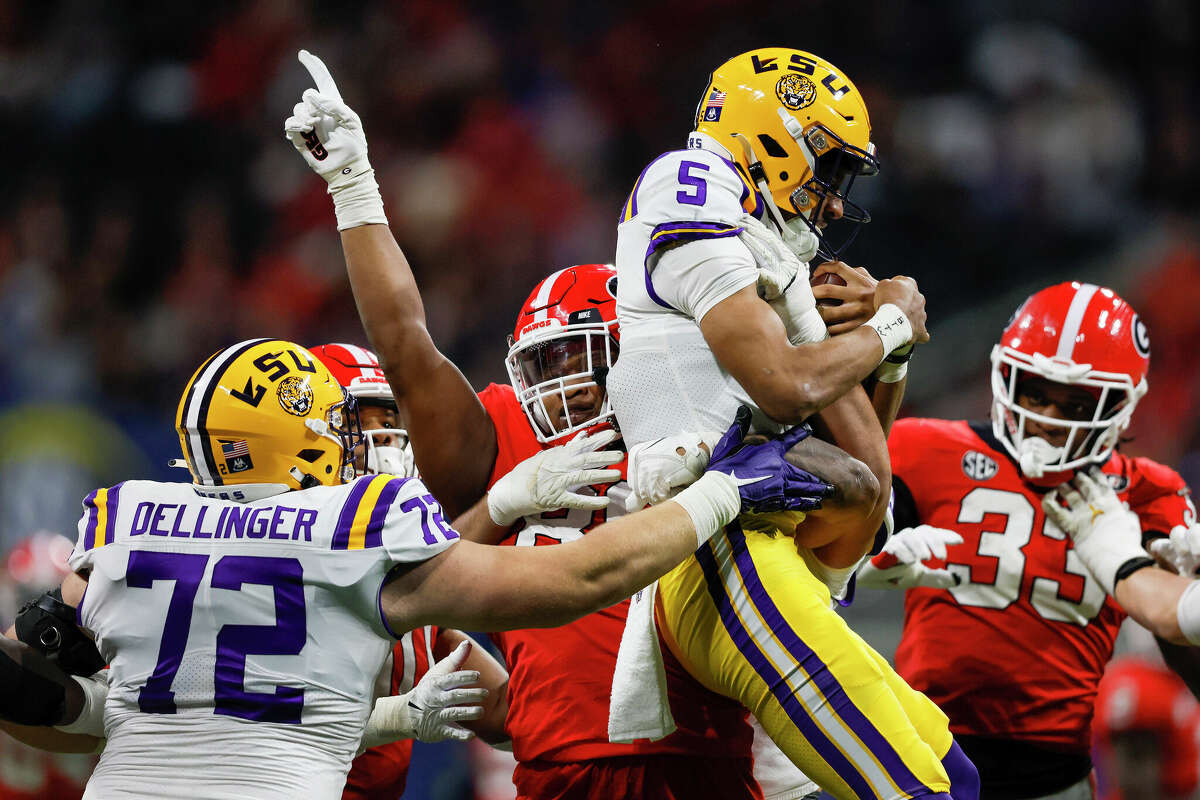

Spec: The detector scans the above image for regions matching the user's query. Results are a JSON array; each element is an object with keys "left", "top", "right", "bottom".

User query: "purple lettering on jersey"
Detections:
[
  {"left": 130, "top": 502, "right": 154, "bottom": 537},
  {"left": 212, "top": 556, "right": 306, "bottom": 724},
  {"left": 246, "top": 508, "right": 268, "bottom": 539},
  {"left": 399, "top": 496, "right": 434, "bottom": 545},
  {"left": 127, "top": 550, "right": 210, "bottom": 714},
  {"left": 293, "top": 508, "right": 316, "bottom": 542},
  {"left": 268, "top": 506, "right": 294, "bottom": 540},
  {"left": 192, "top": 507, "right": 213, "bottom": 539},
  {"left": 424, "top": 494, "right": 460, "bottom": 543},
  {"left": 169, "top": 505, "right": 190, "bottom": 537},
  {"left": 150, "top": 504, "right": 174, "bottom": 536},
  {"left": 676, "top": 160, "right": 709, "bottom": 206},
  {"left": 223, "top": 506, "right": 249, "bottom": 539}
]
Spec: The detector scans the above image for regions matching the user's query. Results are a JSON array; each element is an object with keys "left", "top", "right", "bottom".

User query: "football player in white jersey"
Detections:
[
  {"left": 0, "top": 338, "right": 824, "bottom": 800},
  {"left": 602, "top": 48, "right": 983, "bottom": 800}
]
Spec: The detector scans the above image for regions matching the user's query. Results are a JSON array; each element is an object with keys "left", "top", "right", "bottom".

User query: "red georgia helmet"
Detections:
[
  {"left": 505, "top": 264, "right": 619, "bottom": 443},
  {"left": 990, "top": 282, "right": 1150, "bottom": 477},
  {"left": 310, "top": 343, "right": 414, "bottom": 477}
]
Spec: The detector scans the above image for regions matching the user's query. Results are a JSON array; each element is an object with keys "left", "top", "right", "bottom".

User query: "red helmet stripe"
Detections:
[{"left": 1055, "top": 283, "right": 1099, "bottom": 361}]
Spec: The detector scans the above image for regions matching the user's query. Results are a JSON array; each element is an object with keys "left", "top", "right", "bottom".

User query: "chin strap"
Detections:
[{"left": 729, "top": 133, "right": 820, "bottom": 263}]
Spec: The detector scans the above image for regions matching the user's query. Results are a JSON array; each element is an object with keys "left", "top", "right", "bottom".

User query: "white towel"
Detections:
[{"left": 607, "top": 580, "right": 676, "bottom": 742}]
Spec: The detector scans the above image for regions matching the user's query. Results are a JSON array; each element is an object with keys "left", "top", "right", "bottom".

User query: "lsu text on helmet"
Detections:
[
  {"left": 505, "top": 264, "right": 619, "bottom": 444},
  {"left": 176, "top": 339, "right": 362, "bottom": 499},
  {"left": 310, "top": 343, "right": 416, "bottom": 478},
  {"left": 695, "top": 47, "right": 879, "bottom": 260},
  {"left": 990, "top": 282, "right": 1150, "bottom": 479}
]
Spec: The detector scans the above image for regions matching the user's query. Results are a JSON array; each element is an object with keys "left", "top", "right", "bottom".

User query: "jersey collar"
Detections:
[{"left": 686, "top": 130, "right": 735, "bottom": 161}]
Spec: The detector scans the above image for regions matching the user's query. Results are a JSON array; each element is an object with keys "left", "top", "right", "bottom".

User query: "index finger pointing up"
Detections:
[{"left": 298, "top": 49, "right": 343, "bottom": 102}]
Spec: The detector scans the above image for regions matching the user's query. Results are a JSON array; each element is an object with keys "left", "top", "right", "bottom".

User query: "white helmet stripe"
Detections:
[
  {"left": 1055, "top": 283, "right": 1098, "bottom": 361},
  {"left": 532, "top": 268, "right": 570, "bottom": 322},
  {"left": 184, "top": 338, "right": 273, "bottom": 484},
  {"left": 338, "top": 342, "right": 379, "bottom": 380}
]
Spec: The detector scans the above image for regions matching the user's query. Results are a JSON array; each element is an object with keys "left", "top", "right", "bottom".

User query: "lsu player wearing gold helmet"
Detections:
[
  {"left": 1, "top": 336, "right": 829, "bottom": 799},
  {"left": 605, "top": 49, "right": 978, "bottom": 800}
]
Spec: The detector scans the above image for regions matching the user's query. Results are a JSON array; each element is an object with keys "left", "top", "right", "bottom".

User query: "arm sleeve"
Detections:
[
  {"left": 1131, "top": 460, "right": 1197, "bottom": 538},
  {"left": 650, "top": 237, "right": 758, "bottom": 322}
]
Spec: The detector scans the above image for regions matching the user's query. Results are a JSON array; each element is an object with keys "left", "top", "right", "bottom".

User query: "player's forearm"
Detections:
[
  {"left": 339, "top": 224, "right": 497, "bottom": 513},
  {"left": 868, "top": 374, "right": 907, "bottom": 435},
  {"left": 1114, "top": 568, "right": 1193, "bottom": 644},
  {"left": 0, "top": 720, "right": 101, "bottom": 754},
  {"left": 774, "top": 328, "right": 888, "bottom": 421},
  {"left": 452, "top": 495, "right": 510, "bottom": 545}
]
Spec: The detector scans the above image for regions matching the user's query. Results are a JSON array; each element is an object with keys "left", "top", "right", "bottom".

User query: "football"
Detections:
[{"left": 811, "top": 270, "right": 846, "bottom": 306}]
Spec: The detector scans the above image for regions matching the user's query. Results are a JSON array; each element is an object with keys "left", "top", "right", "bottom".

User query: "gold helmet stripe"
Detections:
[{"left": 181, "top": 338, "right": 275, "bottom": 485}]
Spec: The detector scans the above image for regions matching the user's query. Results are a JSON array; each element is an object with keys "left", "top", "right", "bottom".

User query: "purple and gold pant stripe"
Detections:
[
  {"left": 82, "top": 483, "right": 124, "bottom": 551},
  {"left": 331, "top": 475, "right": 411, "bottom": 550},
  {"left": 697, "top": 524, "right": 935, "bottom": 800}
]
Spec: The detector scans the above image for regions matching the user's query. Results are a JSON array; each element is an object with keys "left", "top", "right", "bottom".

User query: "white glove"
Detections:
[
  {"left": 284, "top": 50, "right": 387, "bottom": 230},
  {"left": 625, "top": 431, "right": 722, "bottom": 512},
  {"left": 361, "top": 640, "right": 487, "bottom": 748},
  {"left": 54, "top": 669, "right": 109, "bottom": 737},
  {"left": 1150, "top": 524, "right": 1200, "bottom": 576},
  {"left": 739, "top": 214, "right": 806, "bottom": 301},
  {"left": 736, "top": 215, "right": 826, "bottom": 344},
  {"left": 1042, "top": 468, "right": 1150, "bottom": 594},
  {"left": 857, "top": 525, "right": 964, "bottom": 590},
  {"left": 487, "top": 430, "right": 623, "bottom": 526}
]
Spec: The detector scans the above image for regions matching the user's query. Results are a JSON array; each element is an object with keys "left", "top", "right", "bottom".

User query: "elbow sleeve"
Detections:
[{"left": 1177, "top": 581, "right": 1200, "bottom": 645}]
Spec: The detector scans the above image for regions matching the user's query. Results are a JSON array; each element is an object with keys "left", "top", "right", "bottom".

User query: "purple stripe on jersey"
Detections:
[
  {"left": 363, "top": 478, "right": 412, "bottom": 549},
  {"left": 694, "top": 536, "right": 878, "bottom": 800},
  {"left": 643, "top": 221, "right": 742, "bottom": 266},
  {"left": 725, "top": 524, "right": 933, "bottom": 797},
  {"left": 103, "top": 482, "right": 125, "bottom": 546},
  {"left": 620, "top": 150, "right": 676, "bottom": 224},
  {"left": 331, "top": 477, "right": 374, "bottom": 550},
  {"left": 82, "top": 490, "right": 100, "bottom": 551}
]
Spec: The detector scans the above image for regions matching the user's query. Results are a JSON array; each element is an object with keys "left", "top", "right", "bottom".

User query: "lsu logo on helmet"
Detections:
[
  {"left": 775, "top": 73, "right": 816, "bottom": 110},
  {"left": 277, "top": 376, "right": 315, "bottom": 416}
]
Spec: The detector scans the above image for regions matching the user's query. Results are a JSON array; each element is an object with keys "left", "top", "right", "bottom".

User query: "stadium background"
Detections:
[{"left": 0, "top": 0, "right": 1197, "bottom": 797}]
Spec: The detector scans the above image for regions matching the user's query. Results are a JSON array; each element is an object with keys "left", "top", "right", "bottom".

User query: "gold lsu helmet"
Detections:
[
  {"left": 175, "top": 339, "right": 362, "bottom": 496},
  {"left": 695, "top": 47, "right": 879, "bottom": 259}
]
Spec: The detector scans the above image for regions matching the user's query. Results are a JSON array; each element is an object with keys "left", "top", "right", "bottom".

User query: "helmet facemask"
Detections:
[
  {"left": 355, "top": 399, "right": 415, "bottom": 478},
  {"left": 300, "top": 388, "right": 364, "bottom": 485},
  {"left": 788, "top": 123, "right": 878, "bottom": 261},
  {"left": 990, "top": 347, "right": 1146, "bottom": 479},
  {"left": 505, "top": 322, "right": 618, "bottom": 444}
]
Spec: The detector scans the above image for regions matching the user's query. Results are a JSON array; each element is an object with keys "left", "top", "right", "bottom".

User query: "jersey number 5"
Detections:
[
  {"left": 128, "top": 551, "right": 306, "bottom": 723},
  {"left": 948, "top": 487, "right": 1107, "bottom": 626}
]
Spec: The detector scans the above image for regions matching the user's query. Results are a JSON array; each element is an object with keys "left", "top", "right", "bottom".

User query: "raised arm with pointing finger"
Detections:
[{"left": 284, "top": 50, "right": 496, "bottom": 516}]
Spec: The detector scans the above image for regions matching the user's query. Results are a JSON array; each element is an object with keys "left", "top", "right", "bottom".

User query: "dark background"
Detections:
[{"left": 0, "top": 1, "right": 1197, "bottom": 797}]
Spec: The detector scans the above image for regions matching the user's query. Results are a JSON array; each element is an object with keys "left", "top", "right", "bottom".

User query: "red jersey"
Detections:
[
  {"left": 888, "top": 418, "right": 1195, "bottom": 754},
  {"left": 478, "top": 383, "right": 752, "bottom": 764},
  {"left": 0, "top": 737, "right": 93, "bottom": 800},
  {"left": 343, "top": 625, "right": 440, "bottom": 800}
]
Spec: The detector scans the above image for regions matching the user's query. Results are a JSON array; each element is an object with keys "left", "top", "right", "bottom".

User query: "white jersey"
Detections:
[
  {"left": 68, "top": 475, "right": 458, "bottom": 800},
  {"left": 607, "top": 132, "right": 786, "bottom": 446}
]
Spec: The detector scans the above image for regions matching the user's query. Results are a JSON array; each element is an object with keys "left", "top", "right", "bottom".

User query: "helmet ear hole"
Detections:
[
  {"left": 757, "top": 133, "right": 788, "bottom": 158},
  {"left": 325, "top": 465, "right": 333, "bottom": 474}
]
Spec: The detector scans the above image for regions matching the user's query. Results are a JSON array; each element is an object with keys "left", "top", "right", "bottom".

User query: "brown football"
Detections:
[{"left": 811, "top": 271, "right": 846, "bottom": 306}]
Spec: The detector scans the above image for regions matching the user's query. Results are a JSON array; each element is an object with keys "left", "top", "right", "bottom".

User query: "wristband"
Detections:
[
  {"left": 864, "top": 304, "right": 913, "bottom": 361},
  {"left": 672, "top": 472, "right": 740, "bottom": 548},
  {"left": 874, "top": 342, "right": 913, "bottom": 383},
  {"left": 360, "top": 691, "right": 415, "bottom": 750},
  {"left": 1113, "top": 556, "right": 1156, "bottom": 586},
  {"left": 329, "top": 158, "right": 388, "bottom": 231},
  {"left": 1177, "top": 580, "right": 1200, "bottom": 645},
  {"left": 54, "top": 673, "right": 108, "bottom": 736}
]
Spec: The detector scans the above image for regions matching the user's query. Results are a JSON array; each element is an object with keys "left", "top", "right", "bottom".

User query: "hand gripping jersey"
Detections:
[
  {"left": 606, "top": 132, "right": 789, "bottom": 447},
  {"left": 888, "top": 418, "right": 1195, "bottom": 793},
  {"left": 478, "top": 382, "right": 754, "bottom": 766},
  {"left": 343, "top": 625, "right": 441, "bottom": 800},
  {"left": 68, "top": 476, "right": 459, "bottom": 800}
]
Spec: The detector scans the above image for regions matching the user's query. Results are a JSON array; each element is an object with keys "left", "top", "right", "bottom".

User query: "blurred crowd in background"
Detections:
[{"left": 1, "top": 0, "right": 1198, "bottom": 797}]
